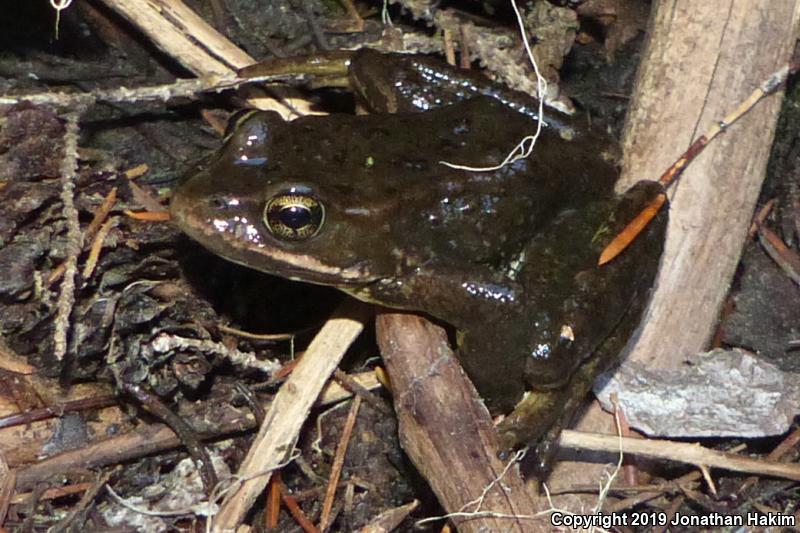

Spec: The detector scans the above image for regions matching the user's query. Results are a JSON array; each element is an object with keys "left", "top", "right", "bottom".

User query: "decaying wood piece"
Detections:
[
  {"left": 93, "top": 0, "right": 312, "bottom": 116},
  {"left": 95, "top": 0, "right": 251, "bottom": 75},
  {"left": 375, "top": 312, "right": 546, "bottom": 533},
  {"left": 549, "top": 0, "right": 800, "bottom": 491}
]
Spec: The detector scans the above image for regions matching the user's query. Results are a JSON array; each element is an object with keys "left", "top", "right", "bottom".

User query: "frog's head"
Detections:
[{"left": 171, "top": 110, "right": 407, "bottom": 289}]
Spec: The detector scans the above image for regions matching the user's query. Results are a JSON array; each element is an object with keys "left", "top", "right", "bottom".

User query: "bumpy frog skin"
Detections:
[{"left": 171, "top": 49, "right": 667, "bottom": 458}]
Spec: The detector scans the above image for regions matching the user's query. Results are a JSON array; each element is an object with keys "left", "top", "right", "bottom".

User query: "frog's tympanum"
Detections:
[{"left": 171, "top": 49, "right": 667, "bottom": 469}]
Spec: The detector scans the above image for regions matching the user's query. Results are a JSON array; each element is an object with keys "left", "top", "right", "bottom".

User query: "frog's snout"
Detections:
[
  {"left": 169, "top": 181, "right": 197, "bottom": 229},
  {"left": 170, "top": 172, "right": 219, "bottom": 229}
]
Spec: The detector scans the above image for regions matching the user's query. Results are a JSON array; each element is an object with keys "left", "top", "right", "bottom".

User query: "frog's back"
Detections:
[{"left": 283, "top": 97, "right": 619, "bottom": 266}]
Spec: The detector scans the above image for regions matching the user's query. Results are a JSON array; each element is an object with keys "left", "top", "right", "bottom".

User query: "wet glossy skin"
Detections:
[{"left": 171, "top": 49, "right": 667, "bottom": 453}]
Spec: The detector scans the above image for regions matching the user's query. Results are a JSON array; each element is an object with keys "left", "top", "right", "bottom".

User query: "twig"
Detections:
[
  {"left": 265, "top": 472, "right": 281, "bottom": 529},
  {"left": 357, "top": 500, "right": 419, "bottom": 533},
  {"left": 699, "top": 464, "right": 717, "bottom": 496},
  {"left": 11, "top": 481, "right": 93, "bottom": 506},
  {"left": 376, "top": 312, "right": 543, "bottom": 532},
  {"left": 0, "top": 455, "right": 14, "bottom": 527},
  {"left": 0, "top": 342, "right": 36, "bottom": 375},
  {"left": 48, "top": 187, "right": 118, "bottom": 287},
  {"left": 0, "top": 394, "right": 117, "bottom": 430},
  {"left": 95, "top": 0, "right": 312, "bottom": 117},
  {"left": 126, "top": 178, "right": 168, "bottom": 213},
  {"left": 558, "top": 430, "right": 800, "bottom": 481},
  {"left": 150, "top": 332, "right": 280, "bottom": 374},
  {"left": 84, "top": 187, "right": 118, "bottom": 243},
  {"left": 601, "top": 59, "right": 799, "bottom": 264},
  {"left": 218, "top": 323, "right": 296, "bottom": 342},
  {"left": 336, "top": 0, "right": 364, "bottom": 32},
  {"left": 300, "top": 1, "right": 330, "bottom": 51},
  {"left": 212, "top": 300, "right": 371, "bottom": 531},
  {"left": 0, "top": 77, "right": 229, "bottom": 107},
  {"left": 121, "top": 383, "right": 218, "bottom": 492},
  {"left": 234, "top": 383, "right": 265, "bottom": 425},
  {"left": 53, "top": 112, "right": 84, "bottom": 361},
  {"left": 49, "top": 470, "right": 115, "bottom": 533},
  {"left": 748, "top": 199, "right": 775, "bottom": 237},
  {"left": 124, "top": 163, "right": 149, "bottom": 179},
  {"left": 124, "top": 210, "right": 172, "bottom": 221},
  {"left": 97, "top": 0, "right": 250, "bottom": 75},
  {"left": 758, "top": 225, "right": 800, "bottom": 285},
  {"left": 737, "top": 425, "right": 800, "bottom": 494},
  {"left": 601, "top": 472, "right": 701, "bottom": 513},
  {"left": 764, "top": 426, "right": 800, "bottom": 461},
  {"left": 332, "top": 369, "right": 391, "bottom": 415},
  {"left": 14, "top": 375, "right": 369, "bottom": 492},
  {"left": 319, "top": 396, "right": 362, "bottom": 531}
]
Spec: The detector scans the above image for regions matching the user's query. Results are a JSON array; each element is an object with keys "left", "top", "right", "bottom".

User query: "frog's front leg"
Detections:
[{"left": 350, "top": 263, "right": 531, "bottom": 412}]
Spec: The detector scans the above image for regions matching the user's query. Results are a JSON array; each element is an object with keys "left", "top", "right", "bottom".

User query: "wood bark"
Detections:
[
  {"left": 618, "top": 1, "right": 800, "bottom": 367},
  {"left": 376, "top": 313, "right": 547, "bottom": 533},
  {"left": 549, "top": 0, "right": 800, "bottom": 491}
]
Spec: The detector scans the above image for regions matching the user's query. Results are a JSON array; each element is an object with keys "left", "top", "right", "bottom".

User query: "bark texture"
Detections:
[
  {"left": 619, "top": 0, "right": 800, "bottom": 368},
  {"left": 549, "top": 0, "right": 800, "bottom": 493}
]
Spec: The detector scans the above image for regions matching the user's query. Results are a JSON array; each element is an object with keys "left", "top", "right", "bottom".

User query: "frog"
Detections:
[{"left": 170, "top": 48, "right": 667, "bottom": 469}]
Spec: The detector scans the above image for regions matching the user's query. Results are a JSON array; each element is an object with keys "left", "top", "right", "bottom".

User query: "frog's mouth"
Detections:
[{"left": 171, "top": 194, "right": 379, "bottom": 289}]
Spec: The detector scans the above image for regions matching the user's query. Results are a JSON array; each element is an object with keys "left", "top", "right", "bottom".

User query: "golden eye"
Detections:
[{"left": 264, "top": 193, "right": 325, "bottom": 241}]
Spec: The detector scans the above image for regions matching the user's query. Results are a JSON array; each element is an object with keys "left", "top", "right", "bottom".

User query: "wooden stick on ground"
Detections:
[
  {"left": 376, "top": 312, "right": 546, "bottom": 533},
  {"left": 96, "top": 0, "right": 251, "bottom": 75},
  {"left": 212, "top": 300, "right": 370, "bottom": 531},
  {"left": 11, "top": 370, "right": 380, "bottom": 492},
  {"left": 557, "top": 430, "right": 800, "bottom": 481}
]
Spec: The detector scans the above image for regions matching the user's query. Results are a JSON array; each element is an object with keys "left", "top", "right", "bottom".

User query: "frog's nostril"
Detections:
[{"left": 209, "top": 196, "right": 230, "bottom": 209}]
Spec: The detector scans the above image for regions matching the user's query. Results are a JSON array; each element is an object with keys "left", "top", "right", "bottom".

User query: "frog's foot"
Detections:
[
  {"left": 496, "top": 350, "right": 603, "bottom": 476},
  {"left": 238, "top": 50, "right": 354, "bottom": 89}
]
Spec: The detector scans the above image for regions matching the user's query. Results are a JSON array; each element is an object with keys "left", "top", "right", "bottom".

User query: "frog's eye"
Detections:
[{"left": 264, "top": 193, "right": 325, "bottom": 241}]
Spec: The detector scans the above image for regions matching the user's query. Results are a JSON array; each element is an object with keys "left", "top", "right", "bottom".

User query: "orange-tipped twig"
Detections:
[
  {"left": 82, "top": 217, "right": 118, "bottom": 280},
  {"left": 599, "top": 60, "right": 798, "bottom": 265},
  {"left": 47, "top": 186, "right": 118, "bottom": 287},
  {"left": 598, "top": 192, "right": 667, "bottom": 265},
  {"left": 84, "top": 187, "right": 117, "bottom": 242}
]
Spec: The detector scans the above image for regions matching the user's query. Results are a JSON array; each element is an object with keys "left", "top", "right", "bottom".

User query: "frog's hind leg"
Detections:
[
  {"left": 496, "top": 297, "right": 646, "bottom": 477},
  {"left": 498, "top": 181, "right": 668, "bottom": 477}
]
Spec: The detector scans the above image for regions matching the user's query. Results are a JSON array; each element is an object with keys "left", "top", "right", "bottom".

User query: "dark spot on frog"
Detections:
[
  {"left": 209, "top": 195, "right": 231, "bottom": 210},
  {"left": 452, "top": 118, "right": 471, "bottom": 135},
  {"left": 402, "top": 160, "right": 429, "bottom": 172},
  {"left": 331, "top": 184, "right": 355, "bottom": 196}
]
